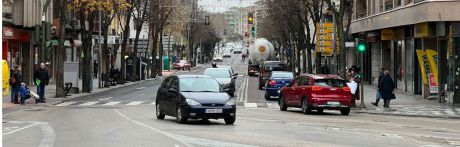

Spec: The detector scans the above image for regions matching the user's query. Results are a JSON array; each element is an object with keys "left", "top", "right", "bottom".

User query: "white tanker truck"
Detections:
[{"left": 247, "top": 38, "right": 277, "bottom": 76}]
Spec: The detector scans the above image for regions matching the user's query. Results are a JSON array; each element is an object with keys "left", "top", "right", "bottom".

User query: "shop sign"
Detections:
[
  {"left": 381, "top": 29, "right": 394, "bottom": 40},
  {"left": 429, "top": 74, "right": 438, "bottom": 94}
]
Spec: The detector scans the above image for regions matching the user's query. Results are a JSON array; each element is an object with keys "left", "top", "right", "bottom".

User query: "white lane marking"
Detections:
[
  {"left": 79, "top": 102, "right": 99, "bottom": 106},
  {"left": 114, "top": 109, "right": 256, "bottom": 147},
  {"left": 55, "top": 102, "right": 78, "bottom": 107},
  {"left": 126, "top": 101, "right": 143, "bottom": 105},
  {"left": 3, "top": 122, "right": 39, "bottom": 136},
  {"left": 38, "top": 122, "right": 56, "bottom": 147},
  {"left": 103, "top": 102, "right": 121, "bottom": 106},
  {"left": 244, "top": 103, "right": 257, "bottom": 108},
  {"left": 244, "top": 76, "right": 249, "bottom": 102},
  {"left": 99, "top": 97, "right": 113, "bottom": 101},
  {"left": 135, "top": 87, "right": 145, "bottom": 90},
  {"left": 114, "top": 109, "right": 189, "bottom": 147}
]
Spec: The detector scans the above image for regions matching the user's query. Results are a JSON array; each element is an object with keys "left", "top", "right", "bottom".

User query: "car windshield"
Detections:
[
  {"left": 204, "top": 69, "right": 231, "bottom": 78},
  {"left": 271, "top": 72, "right": 293, "bottom": 78},
  {"left": 180, "top": 78, "right": 220, "bottom": 92},
  {"left": 266, "top": 65, "right": 285, "bottom": 71},
  {"left": 314, "top": 79, "right": 347, "bottom": 87}
]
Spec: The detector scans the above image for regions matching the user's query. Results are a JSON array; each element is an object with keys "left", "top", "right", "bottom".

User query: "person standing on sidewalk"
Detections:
[
  {"left": 9, "top": 65, "right": 22, "bottom": 104},
  {"left": 379, "top": 70, "right": 395, "bottom": 108},
  {"left": 33, "top": 63, "right": 49, "bottom": 103},
  {"left": 372, "top": 68, "right": 385, "bottom": 106}
]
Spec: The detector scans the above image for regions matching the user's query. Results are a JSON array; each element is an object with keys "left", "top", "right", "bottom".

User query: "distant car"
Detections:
[
  {"left": 233, "top": 48, "right": 243, "bottom": 54},
  {"left": 204, "top": 68, "right": 237, "bottom": 97},
  {"left": 264, "top": 71, "right": 294, "bottom": 100},
  {"left": 155, "top": 75, "right": 236, "bottom": 124},
  {"left": 258, "top": 61, "right": 287, "bottom": 89},
  {"left": 279, "top": 74, "right": 352, "bottom": 115},
  {"left": 248, "top": 64, "right": 259, "bottom": 77},
  {"left": 213, "top": 55, "right": 223, "bottom": 62},
  {"left": 223, "top": 52, "right": 231, "bottom": 58},
  {"left": 173, "top": 60, "right": 191, "bottom": 70}
]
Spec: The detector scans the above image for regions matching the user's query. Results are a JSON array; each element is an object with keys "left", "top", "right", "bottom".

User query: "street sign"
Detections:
[
  {"left": 317, "top": 35, "right": 333, "bottom": 40},
  {"left": 345, "top": 42, "right": 355, "bottom": 47},
  {"left": 315, "top": 22, "right": 335, "bottom": 56},
  {"left": 319, "top": 29, "right": 333, "bottom": 34}
]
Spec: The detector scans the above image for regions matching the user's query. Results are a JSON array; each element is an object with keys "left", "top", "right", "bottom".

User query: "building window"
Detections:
[
  {"left": 384, "top": 0, "right": 393, "bottom": 11},
  {"left": 395, "top": 0, "right": 401, "bottom": 7}
]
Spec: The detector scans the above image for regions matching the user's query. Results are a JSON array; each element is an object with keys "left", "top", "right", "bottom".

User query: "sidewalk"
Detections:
[{"left": 356, "top": 85, "right": 460, "bottom": 119}]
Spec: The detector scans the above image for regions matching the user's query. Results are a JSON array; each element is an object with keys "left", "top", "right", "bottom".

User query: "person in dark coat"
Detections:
[
  {"left": 34, "top": 63, "right": 50, "bottom": 102},
  {"left": 379, "top": 70, "right": 395, "bottom": 108},
  {"left": 372, "top": 68, "right": 385, "bottom": 106},
  {"left": 10, "top": 65, "right": 22, "bottom": 104}
]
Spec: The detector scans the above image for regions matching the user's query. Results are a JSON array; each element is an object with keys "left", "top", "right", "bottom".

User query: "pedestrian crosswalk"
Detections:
[
  {"left": 54, "top": 101, "right": 281, "bottom": 109},
  {"left": 54, "top": 101, "right": 156, "bottom": 107}
]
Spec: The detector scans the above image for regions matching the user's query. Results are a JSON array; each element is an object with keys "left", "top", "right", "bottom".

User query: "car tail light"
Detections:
[
  {"left": 268, "top": 80, "right": 276, "bottom": 86},
  {"left": 312, "top": 86, "right": 323, "bottom": 91},
  {"left": 343, "top": 87, "right": 351, "bottom": 92}
]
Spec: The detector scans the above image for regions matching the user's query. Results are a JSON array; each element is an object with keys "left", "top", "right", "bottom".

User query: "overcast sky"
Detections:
[{"left": 198, "top": 0, "right": 256, "bottom": 13}]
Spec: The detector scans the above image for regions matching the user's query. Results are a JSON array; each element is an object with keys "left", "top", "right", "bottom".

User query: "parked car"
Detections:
[
  {"left": 213, "top": 55, "right": 223, "bottom": 62},
  {"left": 278, "top": 74, "right": 352, "bottom": 115},
  {"left": 173, "top": 60, "right": 191, "bottom": 70},
  {"left": 258, "top": 61, "right": 287, "bottom": 89},
  {"left": 204, "top": 68, "right": 237, "bottom": 97},
  {"left": 264, "top": 71, "right": 294, "bottom": 100},
  {"left": 155, "top": 75, "right": 236, "bottom": 124},
  {"left": 223, "top": 51, "right": 231, "bottom": 58},
  {"left": 233, "top": 48, "right": 243, "bottom": 54}
]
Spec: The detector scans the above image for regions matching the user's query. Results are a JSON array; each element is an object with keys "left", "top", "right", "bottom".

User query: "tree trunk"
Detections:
[
  {"left": 158, "top": 28, "right": 163, "bottom": 76},
  {"left": 150, "top": 28, "right": 158, "bottom": 78},
  {"left": 120, "top": 12, "right": 132, "bottom": 84},
  {"left": 132, "top": 26, "right": 142, "bottom": 80},
  {"left": 103, "top": 26, "right": 109, "bottom": 78},
  {"left": 81, "top": 12, "right": 95, "bottom": 93},
  {"left": 55, "top": 0, "right": 66, "bottom": 97},
  {"left": 316, "top": 52, "right": 322, "bottom": 74}
]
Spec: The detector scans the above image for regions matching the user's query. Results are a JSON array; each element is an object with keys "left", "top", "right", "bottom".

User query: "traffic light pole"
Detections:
[{"left": 360, "top": 52, "right": 366, "bottom": 108}]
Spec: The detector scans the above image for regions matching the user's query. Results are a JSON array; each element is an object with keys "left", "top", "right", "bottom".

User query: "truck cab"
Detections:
[{"left": 258, "top": 61, "right": 287, "bottom": 89}]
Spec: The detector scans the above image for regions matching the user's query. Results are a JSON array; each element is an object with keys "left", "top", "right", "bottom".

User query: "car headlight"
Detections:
[
  {"left": 186, "top": 99, "right": 201, "bottom": 106},
  {"left": 225, "top": 99, "right": 235, "bottom": 106}
]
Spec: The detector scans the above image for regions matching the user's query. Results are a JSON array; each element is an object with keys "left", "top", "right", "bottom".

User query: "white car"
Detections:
[
  {"left": 213, "top": 55, "right": 223, "bottom": 62},
  {"left": 223, "top": 52, "right": 231, "bottom": 58}
]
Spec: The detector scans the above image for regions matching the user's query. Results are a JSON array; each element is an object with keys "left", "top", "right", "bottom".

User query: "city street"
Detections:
[{"left": 3, "top": 55, "right": 460, "bottom": 147}]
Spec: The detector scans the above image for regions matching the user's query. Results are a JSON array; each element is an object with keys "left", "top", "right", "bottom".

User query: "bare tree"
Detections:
[
  {"left": 55, "top": 0, "right": 68, "bottom": 97},
  {"left": 131, "top": 0, "right": 150, "bottom": 80}
]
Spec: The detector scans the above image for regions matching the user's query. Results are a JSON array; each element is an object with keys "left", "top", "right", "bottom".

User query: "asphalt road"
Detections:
[{"left": 3, "top": 53, "right": 460, "bottom": 147}]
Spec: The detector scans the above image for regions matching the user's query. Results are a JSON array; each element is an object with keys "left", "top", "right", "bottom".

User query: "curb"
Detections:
[{"left": 355, "top": 110, "right": 460, "bottom": 119}]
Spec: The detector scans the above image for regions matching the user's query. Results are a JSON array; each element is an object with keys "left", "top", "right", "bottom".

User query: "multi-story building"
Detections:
[
  {"left": 224, "top": 7, "right": 241, "bottom": 37},
  {"left": 2, "top": 0, "right": 53, "bottom": 86},
  {"left": 350, "top": 0, "right": 460, "bottom": 104}
]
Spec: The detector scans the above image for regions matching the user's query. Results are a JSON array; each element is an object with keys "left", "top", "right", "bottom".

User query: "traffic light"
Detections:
[
  {"left": 357, "top": 34, "right": 366, "bottom": 53},
  {"left": 248, "top": 13, "right": 254, "bottom": 24},
  {"left": 251, "top": 26, "right": 256, "bottom": 37}
]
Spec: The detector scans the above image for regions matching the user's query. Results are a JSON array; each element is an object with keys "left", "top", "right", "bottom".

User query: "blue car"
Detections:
[{"left": 264, "top": 71, "right": 294, "bottom": 100}]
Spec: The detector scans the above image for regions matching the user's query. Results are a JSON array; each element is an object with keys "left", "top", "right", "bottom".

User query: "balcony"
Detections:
[{"left": 355, "top": 9, "right": 367, "bottom": 19}]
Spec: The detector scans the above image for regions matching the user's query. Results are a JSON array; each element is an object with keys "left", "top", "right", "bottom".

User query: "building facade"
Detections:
[{"left": 350, "top": 0, "right": 460, "bottom": 104}]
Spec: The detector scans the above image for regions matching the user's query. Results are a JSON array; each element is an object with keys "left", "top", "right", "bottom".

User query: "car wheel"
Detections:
[
  {"left": 279, "top": 95, "right": 287, "bottom": 111},
  {"left": 301, "top": 97, "right": 312, "bottom": 114},
  {"left": 224, "top": 116, "right": 236, "bottom": 125},
  {"left": 340, "top": 108, "right": 350, "bottom": 115},
  {"left": 176, "top": 107, "right": 188, "bottom": 124},
  {"left": 156, "top": 102, "right": 165, "bottom": 119},
  {"left": 264, "top": 92, "right": 270, "bottom": 100},
  {"left": 317, "top": 108, "right": 324, "bottom": 114}
]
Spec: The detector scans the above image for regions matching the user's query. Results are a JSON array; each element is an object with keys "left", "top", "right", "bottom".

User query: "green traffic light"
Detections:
[{"left": 358, "top": 43, "right": 366, "bottom": 52}]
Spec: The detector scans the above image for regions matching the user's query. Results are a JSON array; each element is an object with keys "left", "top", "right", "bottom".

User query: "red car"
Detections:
[
  {"left": 278, "top": 74, "right": 352, "bottom": 115},
  {"left": 173, "top": 60, "right": 191, "bottom": 70}
]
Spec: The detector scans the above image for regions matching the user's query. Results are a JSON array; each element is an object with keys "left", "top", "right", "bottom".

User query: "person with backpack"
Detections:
[
  {"left": 9, "top": 65, "right": 22, "bottom": 104},
  {"left": 34, "top": 63, "right": 50, "bottom": 102}
]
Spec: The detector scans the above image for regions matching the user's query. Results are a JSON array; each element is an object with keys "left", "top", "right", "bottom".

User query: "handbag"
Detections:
[{"left": 391, "top": 91, "right": 396, "bottom": 99}]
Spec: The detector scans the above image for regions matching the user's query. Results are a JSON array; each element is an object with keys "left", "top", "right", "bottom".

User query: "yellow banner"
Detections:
[
  {"left": 425, "top": 49, "right": 438, "bottom": 84},
  {"left": 416, "top": 50, "right": 431, "bottom": 85}
]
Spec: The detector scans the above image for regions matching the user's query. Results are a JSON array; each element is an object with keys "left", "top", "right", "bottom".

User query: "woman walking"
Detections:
[{"left": 379, "top": 70, "right": 395, "bottom": 108}]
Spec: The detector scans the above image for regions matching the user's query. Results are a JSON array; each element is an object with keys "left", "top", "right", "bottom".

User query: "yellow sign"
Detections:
[
  {"left": 317, "top": 35, "right": 333, "bottom": 40},
  {"left": 381, "top": 29, "right": 394, "bottom": 40},
  {"left": 2, "top": 60, "right": 10, "bottom": 96},
  {"left": 317, "top": 23, "right": 333, "bottom": 29},
  {"left": 318, "top": 41, "right": 333, "bottom": 46},
  {"left": 259, "top": 46, "right": 266, "bottom": 53},
  {"left": 414, "top": 22, "right": 429, "bottom": 38},
  {"left": 416, "top": 50, "right": 431, "bottom": 85},
  {"left": 318, "top": 29, "right": 333, "bottom": 34},
  {"left": 425, "top": 49, "right": 438, "bottom": 84}
]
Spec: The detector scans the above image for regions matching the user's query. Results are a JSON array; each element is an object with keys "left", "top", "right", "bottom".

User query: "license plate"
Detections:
[
  {"left": 327, "top": 101, "right": 340, "bottom": 105},
  {"left": 205, "top": 109, "right": 223, "bottom": 113}
]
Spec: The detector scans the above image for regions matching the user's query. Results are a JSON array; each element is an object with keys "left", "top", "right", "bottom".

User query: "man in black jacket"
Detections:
[{"left": 34, "top": 63, "right": 49, "bottom": 102}]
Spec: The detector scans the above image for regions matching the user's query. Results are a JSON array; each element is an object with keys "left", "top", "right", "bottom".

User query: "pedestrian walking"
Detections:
[
  {"left": 372, "top": 68, "right": 385, "bottom": 106},
  {"left": 93, "top": 61, "right": 98, "bottom": 78},
  {"left": 242, "top": 53, "right": 246, "bottom": 62},
  {"left": 9, "top": 65, "right": 22, "bottom": 104},
  {"left": 34, "top": 63, "right": 50, "bottom": 103},
  {"left": 347, "top": 66, "right": 361, "bottom": 107},
  {"left": 379, "top": 70, "right": 395, "bottom": 108}
]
